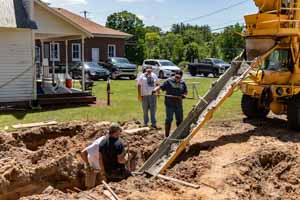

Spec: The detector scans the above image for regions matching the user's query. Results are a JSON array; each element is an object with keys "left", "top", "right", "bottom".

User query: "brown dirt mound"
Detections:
[
  {"left": 0, "top": 121, "right": 163, "bottom": 200},
  {"left": 227, "top": 148, "right": 300, "bottom": 200}
]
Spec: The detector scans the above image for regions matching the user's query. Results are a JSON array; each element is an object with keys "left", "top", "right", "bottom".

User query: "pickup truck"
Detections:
[
  {"left": 188, "top": 58, "right": 230, "bottom": 78},
  {"left": 101, "top": 57, "right": 138, "bottom": 80}
]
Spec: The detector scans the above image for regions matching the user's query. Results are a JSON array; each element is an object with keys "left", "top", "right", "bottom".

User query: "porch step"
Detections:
[{"left": 37, "top": 95, "right": 96, "bottom": 106}]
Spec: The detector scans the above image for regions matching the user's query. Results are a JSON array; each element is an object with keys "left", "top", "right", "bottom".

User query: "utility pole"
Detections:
[{"left": 81, "top": 10, "right": 90, "bottom": 19}]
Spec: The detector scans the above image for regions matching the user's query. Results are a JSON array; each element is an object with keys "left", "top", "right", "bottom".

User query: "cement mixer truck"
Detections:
[{"left": 241, "top": 0, "right": 300, "bottom": 130}]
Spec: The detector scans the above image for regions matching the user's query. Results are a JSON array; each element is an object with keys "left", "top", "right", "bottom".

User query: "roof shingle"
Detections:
[{"left": 54, "top": 8, "right": 131, "bottom": 38}]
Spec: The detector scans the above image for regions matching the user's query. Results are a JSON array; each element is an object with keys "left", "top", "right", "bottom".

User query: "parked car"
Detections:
[
  {"left": 101, "top": 57, "right": 137, "bottom": 80},
  {"left": 142, "top": 59, "right": 181, "bottom": 79},
  {"left": 69, "top": 62, "right": 110, "bottom": 81},
  {"left": 188, "top": 58, "right": 230, "bottom": 77}
]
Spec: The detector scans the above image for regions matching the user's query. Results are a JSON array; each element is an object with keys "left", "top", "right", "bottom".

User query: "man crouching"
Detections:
[{"left": 81, "top": 123, "right": 136, "bottom": 189}]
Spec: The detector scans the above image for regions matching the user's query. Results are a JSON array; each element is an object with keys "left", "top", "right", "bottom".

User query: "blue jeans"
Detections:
[
  {"left": 165, "top": 103, "right": 183, "bottom": 126},
  {"left": 142, "top": 95, "right": 157, "bottom": 126}
]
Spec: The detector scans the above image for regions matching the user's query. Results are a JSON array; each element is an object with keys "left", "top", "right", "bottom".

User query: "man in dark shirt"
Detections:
[
  {"left": 153, "top": 71, "right": 188, "bottom": 137},
  {"left": 98, "top": 123, "right": 134, "bottom": 182}
]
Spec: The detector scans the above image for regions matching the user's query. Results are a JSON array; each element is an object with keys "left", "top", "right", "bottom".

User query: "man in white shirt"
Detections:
[
  {"left": 81, "top": 135, "right": 106, "bottom": 189},
  {"left": 137, "top": 66, "right": 160, "bottom": 128}
]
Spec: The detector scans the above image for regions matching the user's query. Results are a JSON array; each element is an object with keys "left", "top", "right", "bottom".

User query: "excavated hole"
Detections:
[
  {"left": 12, "top": 125, "right": 83, "bottom": 151},
  {"left": 0, "top": 121, "right": 163, "bottom": 200},
  {"left": 228, "top": 148, "right": 300, "bottom": 200}
]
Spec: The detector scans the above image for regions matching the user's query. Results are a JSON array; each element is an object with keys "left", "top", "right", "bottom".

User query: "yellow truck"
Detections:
[{"left": 241, "top": 0, "right": 300, "bottom": 130}]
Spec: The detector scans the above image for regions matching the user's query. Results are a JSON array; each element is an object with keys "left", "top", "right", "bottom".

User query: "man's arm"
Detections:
[
  {"left": 183, "top": 82, "right": 188, "bottom": 96},
  {"left": 117, "top": 152, "right": 127, "bottom": 164},
  {"left": 137, "top": 76, "right": 143, "bottom": 101},
  {"left": 98, "top": 152, "right": 107, "bottom": 181}
]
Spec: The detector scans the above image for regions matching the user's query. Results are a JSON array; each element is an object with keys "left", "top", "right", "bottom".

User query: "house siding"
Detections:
[
  {"left": 36, "top": 37, "right": 125, "bottom": 66},
  {"left": 0, "top": 29, "right": 34, "bottom": 103}
]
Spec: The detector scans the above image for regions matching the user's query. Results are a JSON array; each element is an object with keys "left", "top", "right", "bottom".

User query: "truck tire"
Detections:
[
  {"left": 241, "top": 94, "right": 269, "bottom": 118},
  {"left": 190, "top": 69, "right": 197, "bottom": 76},
  {"left": 213, "top": 70, "right": 220, "bottom": 78},
  {"left": 287, "top": 95, "right": 300, "bottom": 131},
  {"left": 159, "top": 71, "right": 165, "bottom": 79},
  {"left": 129, "top": 75, "right": 137, "bottom": 80}
]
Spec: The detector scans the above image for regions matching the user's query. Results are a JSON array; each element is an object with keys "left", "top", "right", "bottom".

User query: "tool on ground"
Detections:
[
  {"left": 73, "top": 187, "right": 98, "bottom": 200},
  {"left": 156, "top": 174, "right": 200, "bottom": 189},
  {"left": 222, "top": 151, "right": 258, "bottom": 168},
  {"left": 102, "top": 180, "right": 121, "bottom": 200}
]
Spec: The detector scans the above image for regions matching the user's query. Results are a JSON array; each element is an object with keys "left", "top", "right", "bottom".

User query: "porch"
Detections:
[{"left": 33, "top": 0, "right": 96, "bottom": 106}]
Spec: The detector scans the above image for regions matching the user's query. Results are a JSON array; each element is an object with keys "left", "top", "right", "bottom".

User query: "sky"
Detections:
[{"left": 43, "top": 0, "right": 258, "bottom": 31}]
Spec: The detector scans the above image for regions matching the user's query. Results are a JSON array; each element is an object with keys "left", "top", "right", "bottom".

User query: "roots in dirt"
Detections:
[{"left": 228, "top": 148, "right": 300, "bottom": 200}]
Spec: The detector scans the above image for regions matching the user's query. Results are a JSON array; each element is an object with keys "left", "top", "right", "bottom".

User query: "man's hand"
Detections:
[
  {"left": 138, "top": 95, "right": 143, "bottom": 102},
  {"left": 152, "top": 90, "right": 156, "bottom": 95},
  {"left": 99, "top": 170, "right": 107, "bottom": 182}
]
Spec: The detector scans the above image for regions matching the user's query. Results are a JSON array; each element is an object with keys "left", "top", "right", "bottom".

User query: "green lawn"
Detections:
[{"left": 0, "top": 78, "right": 243, "bottom": 129}]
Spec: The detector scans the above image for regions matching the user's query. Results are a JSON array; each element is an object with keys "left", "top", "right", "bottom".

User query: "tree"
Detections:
[
  {"left": 219, "top": 23, "right": 245, "bottom": 62},
  {"left": 106, "top": 11, "right": 145, "bottom": 63},
  {"left": 145, "top": 32, "right": 161, "bottom": 58},
  {"left": 145, "top": 26, "right": 162, "bottom": 34},
  {"left": 184, "top": 42, "right": 200, "bottom": 62}
]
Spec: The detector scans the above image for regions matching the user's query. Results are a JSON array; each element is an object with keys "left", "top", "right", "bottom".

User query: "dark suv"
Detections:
[
  {"left": 188, "top": 58, "right": 230, "bottom": 77},
  {"left": 70, "top": 62, "right": 110, "bottom": 81},
  {"left": 101, "top": 57, "right": 137, "bottom": 80}
]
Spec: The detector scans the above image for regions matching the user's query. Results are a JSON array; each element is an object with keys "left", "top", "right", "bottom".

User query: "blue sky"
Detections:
[{"left": 44, "top": 0, "right": 257, "bottom": 31}]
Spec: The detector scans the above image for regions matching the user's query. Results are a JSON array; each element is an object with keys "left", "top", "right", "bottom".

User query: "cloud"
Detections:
[{"left": 43, "top": 0, "right": 87, "bottom": 6}]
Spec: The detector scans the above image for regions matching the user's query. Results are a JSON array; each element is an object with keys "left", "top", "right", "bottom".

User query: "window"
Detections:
[
  {"left": 35, "top": 46, "right": 41, "bottom": 64},
  {"left": 108, "top": 44, "right": 116, "bottom": 58},
  {"left": 50, "top": 43, "right": 60, "bottom": 61},
  {"left": 262, "top": 49, "right": 292, "bottom": 72},
  {"left": 72, "top": 43, "right": 81, "bottom": 61},
  {"left": 145, "top": 61, "right": 151, "bottom": 65}
]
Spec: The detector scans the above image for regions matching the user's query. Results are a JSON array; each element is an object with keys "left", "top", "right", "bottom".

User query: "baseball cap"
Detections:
[{"left": 109, "top": 123, "right": 122, "bottom": 134}]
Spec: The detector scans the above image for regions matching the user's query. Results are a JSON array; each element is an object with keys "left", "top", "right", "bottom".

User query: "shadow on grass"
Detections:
[{"left": 0, "top": 104, "right": 97, "bottom": 120}]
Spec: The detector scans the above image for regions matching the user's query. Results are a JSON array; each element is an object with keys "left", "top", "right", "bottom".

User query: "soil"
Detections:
[{"left": 1, "top": 116, "right": 300, "bottom": 200}]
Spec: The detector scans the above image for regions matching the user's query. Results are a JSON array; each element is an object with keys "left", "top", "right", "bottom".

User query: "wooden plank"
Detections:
[
  {"left": 124, "top": 127, "right": 150, "bottom": 134},
  {"left": 156, "top": 174, "right": 200, "bottom": 189},
  {"left": 12, "top": 121, "right": 58, "bottom": 129},
  {"left": 102, "top": 181, "right": 121, "bottom": 200},
  {"left": 103, "top": 190, "right": 117, "bottom": 200}
]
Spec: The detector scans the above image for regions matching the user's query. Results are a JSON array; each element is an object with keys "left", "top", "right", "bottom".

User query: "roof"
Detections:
[
  {"left": 0, "top": 0, "right": 37, "bottom": 29},
  {"left": 54, "top": 8, "right": 132, "bottom": 38}
]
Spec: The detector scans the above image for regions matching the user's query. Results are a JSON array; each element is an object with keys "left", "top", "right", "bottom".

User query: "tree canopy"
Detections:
[{"left": 106, "top": 11, "right": 245, "bottom": 64}]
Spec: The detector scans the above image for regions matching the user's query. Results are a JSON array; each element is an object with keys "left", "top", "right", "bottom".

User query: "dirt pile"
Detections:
[
  {"left": 228, "top": 148, "right": 300, "bottom": 200},
  {"left": 0, "top": 121, "right": 163, "bottom": 200},
  {"left": 3, "top": 117, "right": 300, "bottom": 200}
]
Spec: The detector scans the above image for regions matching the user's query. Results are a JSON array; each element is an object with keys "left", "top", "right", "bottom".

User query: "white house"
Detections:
[
  {"left": 0, "top": 0, "right": 96, "bottom": 107},
  {"left": 0, "top": 0, "right": 37, "bottom": 105}
]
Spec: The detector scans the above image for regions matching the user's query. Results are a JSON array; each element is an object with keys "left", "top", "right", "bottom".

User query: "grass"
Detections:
[{"left": 0, "top": 77, "right": 243, "bottom": 130}]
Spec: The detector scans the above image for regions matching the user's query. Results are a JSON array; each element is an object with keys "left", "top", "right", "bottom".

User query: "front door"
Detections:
[{"left": 92, "top": 48, "right": 100, "bottom": 62}]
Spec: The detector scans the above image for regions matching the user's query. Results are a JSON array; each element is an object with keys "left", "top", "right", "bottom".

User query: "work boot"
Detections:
[{"left": 165, "top": 123, "right": 171, "bottom": 138}]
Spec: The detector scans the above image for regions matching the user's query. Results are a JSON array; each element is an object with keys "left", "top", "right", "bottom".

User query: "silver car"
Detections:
[{"left": 142, "top": 59, "right": 181, "bottom": 79}]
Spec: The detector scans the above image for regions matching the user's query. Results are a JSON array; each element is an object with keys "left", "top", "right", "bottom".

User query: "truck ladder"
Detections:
[{"left": 139, "top": 56, "right": 252, "bottom": 176}]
